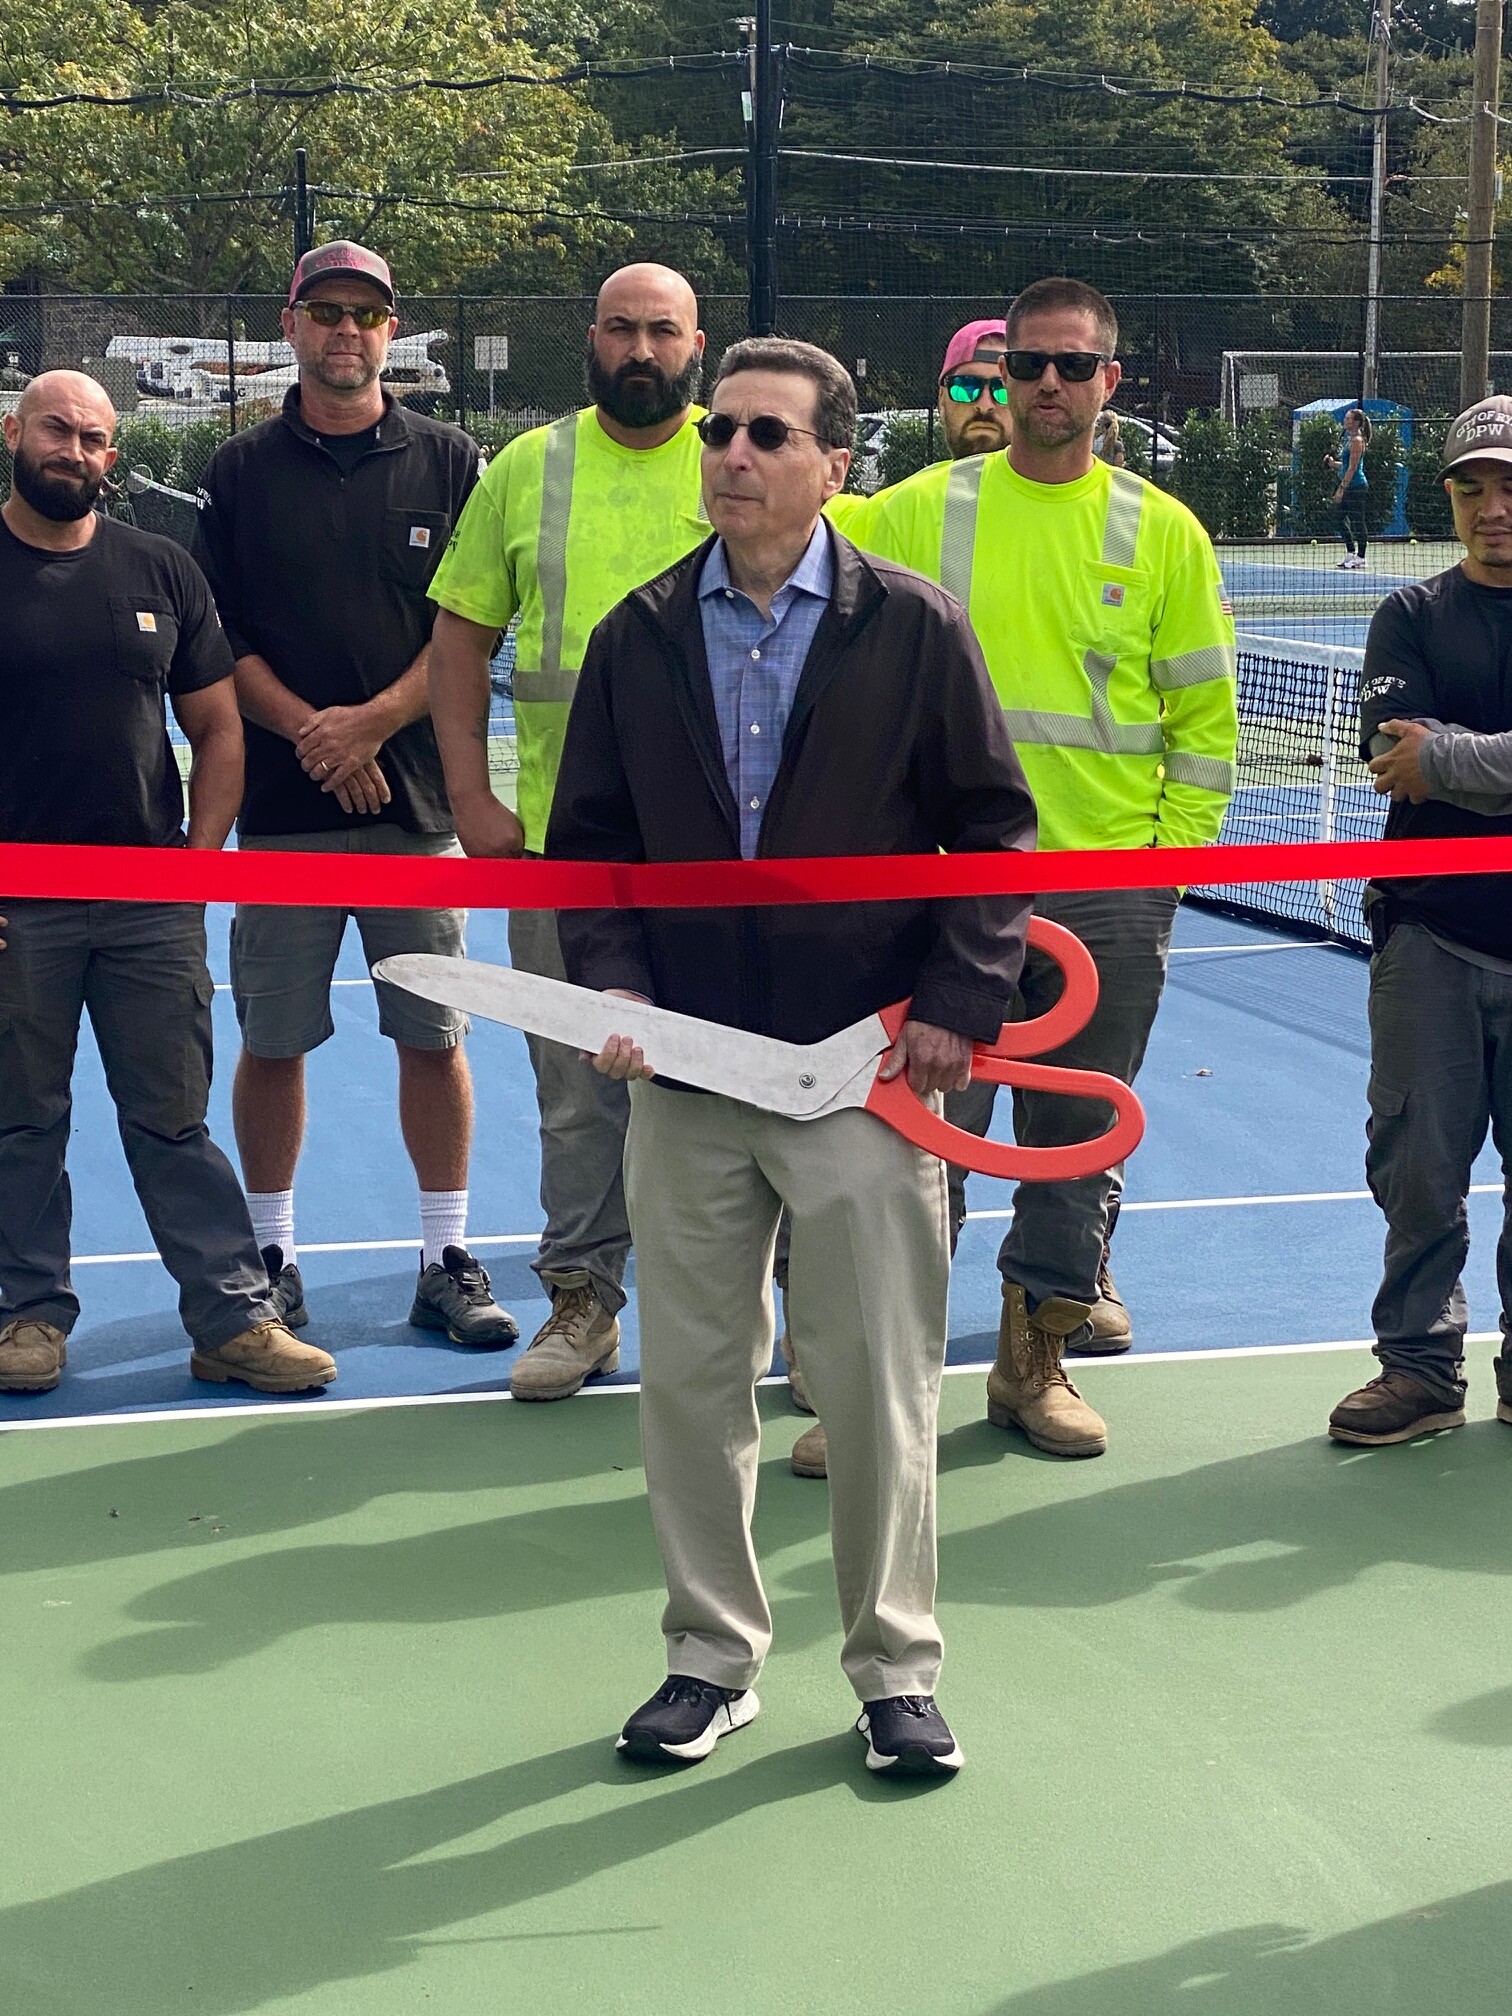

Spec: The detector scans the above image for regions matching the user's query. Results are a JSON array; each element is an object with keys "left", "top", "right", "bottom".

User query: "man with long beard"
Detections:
[
  {"left": 428, "top": 263, "right": 709, "bottom": 1400},
  {"left": 0, "top": 372, "right": 326, "bottom": 1396}
]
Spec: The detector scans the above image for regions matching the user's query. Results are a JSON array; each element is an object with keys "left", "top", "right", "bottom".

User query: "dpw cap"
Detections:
[
  {"left": 1441, "top": 395, "right": 1512, "bottom": 476},
  {"left": 939, "top": 318, "right": 1008, "bottom": 382},
  {"left": 289, "top": 240, "right": 395, "bottom": 307}
]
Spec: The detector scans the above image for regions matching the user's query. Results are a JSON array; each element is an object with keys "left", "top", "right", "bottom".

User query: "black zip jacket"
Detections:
[{"left": 549, "top": 527, "right": 1037, "bottom": 1047}]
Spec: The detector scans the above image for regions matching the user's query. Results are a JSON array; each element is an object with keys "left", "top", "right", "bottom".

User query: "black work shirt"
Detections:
[
  {"left": 0, "top": 513, "right": 233, "bottom": 846},
  {"left": 192, "top": 389, "right": 479, "bottom": 837},
  {"left": 1360, "top": 565, "right": 1512, "bottom": 960}
]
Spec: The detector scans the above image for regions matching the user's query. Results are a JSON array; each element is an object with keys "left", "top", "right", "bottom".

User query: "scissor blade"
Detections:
[{"left": 373, "top": 955, "right": 886, "bottom": 1117}]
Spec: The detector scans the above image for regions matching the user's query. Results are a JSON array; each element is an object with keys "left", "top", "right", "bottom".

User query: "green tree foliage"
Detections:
[{"left": 1406, "top": 419, "right": 1455, "bottom": 537}]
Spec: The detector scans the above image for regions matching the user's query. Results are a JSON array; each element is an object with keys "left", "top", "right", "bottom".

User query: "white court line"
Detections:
[
  {"left": 71, "top": 1184, "right": 1507, "bottom": 1268},
  {"left": 8, "top": 1335, "right": 1459, "bottom": 1436},
  {"left": 210, "top": 979, "right": 371, "bottom": 991},
  {"left": 1168, "top": 943, "right": 1339, "bottom": 957}
]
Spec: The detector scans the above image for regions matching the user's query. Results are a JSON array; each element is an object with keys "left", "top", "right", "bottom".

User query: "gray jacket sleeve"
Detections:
[{"left": 1411, "top": 721, "right": 1512, "bottom": 816}]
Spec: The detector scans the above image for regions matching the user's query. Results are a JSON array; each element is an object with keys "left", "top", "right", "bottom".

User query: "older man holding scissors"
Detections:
[{"left": 546, "top": 336, "right": 1038, "bottom": 1779}]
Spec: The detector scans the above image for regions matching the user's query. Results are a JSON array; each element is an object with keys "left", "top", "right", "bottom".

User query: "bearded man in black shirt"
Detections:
[
  {"left": 1330, "top": 395, "right": 1512, "bottom": 1445},
  {"left": 0, "top": 372, "right": 334, "bottom": 1397}
]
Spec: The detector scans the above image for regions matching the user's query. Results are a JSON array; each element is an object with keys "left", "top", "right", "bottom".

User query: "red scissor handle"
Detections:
[{"left": 862, "top": 917, "right": 1146, "bottom": 1182}]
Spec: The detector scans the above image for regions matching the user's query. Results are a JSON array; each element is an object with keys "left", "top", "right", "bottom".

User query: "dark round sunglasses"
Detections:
[
  {"left": 696, "top": 412, "right": 821, "bottom": 453},
  {"left": 942, "top": 374, "right": 1010, "bottom": 407},
  {"left": 1003, "top": 350, "right": 1109, "bottom": 384},
  {"left": 295, "top": 299, "right": 392, "bottom": 331}
]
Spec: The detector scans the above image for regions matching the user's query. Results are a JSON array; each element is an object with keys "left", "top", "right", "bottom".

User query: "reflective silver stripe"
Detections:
[
  {"left": 939, "top": 456, "right": 986, "bottom": 607},
  {"left": 511, "top": 668, "right": 579, "bottom": 705},
  {"left": 1100, "top": 467, "right": 1145, "bottom": 569},
  {"left": 1163, "top": 751, "right": 1237, "bottom": 793},
  {"left": 1000, "top": 710, "right": 1164, "bottom": 756},
  {"left": 1150, "top": 642, "right": 1237, "bottom": 691},
  {"left": 1084, "top": 648, "right": 1167, "bottom": 753},
  {"left": 535, "top": 414, "right": 578, "bottom": 679}
]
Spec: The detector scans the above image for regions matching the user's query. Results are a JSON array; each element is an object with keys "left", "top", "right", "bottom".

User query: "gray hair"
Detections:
[{"left": 712, "top": 338, "right": 856, "bottom": 450}]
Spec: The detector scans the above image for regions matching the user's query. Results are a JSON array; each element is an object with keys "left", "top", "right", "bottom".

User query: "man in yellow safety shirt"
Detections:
[
  {"left": 426, "top": 263, "right": 708, "bottom": 1401},
  {"left": 797, "top": 276, "right": 1236, "bottom": 1470}
]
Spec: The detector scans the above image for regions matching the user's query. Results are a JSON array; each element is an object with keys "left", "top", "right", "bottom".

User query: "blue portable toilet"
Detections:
[{"left": 1291, "top": 397, "right": 1413, "bottom": 538}]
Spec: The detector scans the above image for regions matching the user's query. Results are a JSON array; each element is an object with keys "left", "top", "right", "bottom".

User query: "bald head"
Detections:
[
  {"left": 4, "top": 368, "right": 118, "bottom": 530},
  {"left": 16, "top": 369, "right": 117, "bottom": 434},
  {"left": 587, "top": 264, "right": 705, "bottom": 440}
]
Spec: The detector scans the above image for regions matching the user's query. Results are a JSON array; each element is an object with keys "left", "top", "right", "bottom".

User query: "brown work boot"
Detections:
[
  {"left": 510, "top": 1282, "right": 620, "bottom": 1400},
  {"left": 790, "top": 1419, "right": 828, "bottom": 1478},
  {"left": 987, "top": 1284, "right": 1106, "bottom": 1457},
  {"left": 778, "top": 1311, "right": 814, "bottom": 1415},
  {"left": 190, "top": 1321, "right": 336, "bottom": 1393},
  {"left": 1328, "top": 1367, "right": 1466, "bottom": 1445},
  {"left": 0, "top": 1319, "right": 68, "bottom": 1393},
  {"left": 1066, "top": 1246, "right": 1132, "bottom": 1356}
]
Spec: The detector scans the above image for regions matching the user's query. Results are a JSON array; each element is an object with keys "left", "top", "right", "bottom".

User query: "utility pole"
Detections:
[
  {"left": 741, "top": 0, "right": 779, "bottom": 336},
  {"left": 1362, "top": 0, "right": 1392, "bottom": 403},
  {"left": 293, "top": 148, "right": 313, "bottom": 263},
  {"left": 1461, "top": 0, "right": 1504, "bottom": 408}
]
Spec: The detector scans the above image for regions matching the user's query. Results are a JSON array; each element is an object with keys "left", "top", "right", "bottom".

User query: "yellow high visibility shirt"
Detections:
[
  {"left": 428, "top": 406, "right": 708, "bottom": 849},
  {"left": 855, "top": 453, "right": 1238, "bottom": 853}
]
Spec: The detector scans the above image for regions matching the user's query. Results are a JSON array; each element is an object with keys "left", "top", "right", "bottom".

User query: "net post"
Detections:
[{"left": 1318, "top": 650, "right": 1343, "bottom": 933}]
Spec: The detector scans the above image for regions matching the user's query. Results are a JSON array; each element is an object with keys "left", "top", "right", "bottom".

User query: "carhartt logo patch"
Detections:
[
  {"left": 409, "top": 525, "right": 431, "bottom": 549},
  {"left": 1101, "top": 582, "right": 1125, "bottom": 607},
  {"left": 136, "top": 612, "right": 158, "bottom": 633}
]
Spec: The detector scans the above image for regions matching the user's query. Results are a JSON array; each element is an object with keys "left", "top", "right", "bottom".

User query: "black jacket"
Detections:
[
  {"left": 192, "top": 388, "right": 478, "bottom": 837},
  {"left": 549, "top": 527, "right": 1037, "bottom": 1046}
]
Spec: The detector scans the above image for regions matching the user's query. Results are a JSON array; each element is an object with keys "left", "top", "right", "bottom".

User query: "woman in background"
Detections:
[{"left": 1327, "top": 407, "right": 1371, "bottom": 570}]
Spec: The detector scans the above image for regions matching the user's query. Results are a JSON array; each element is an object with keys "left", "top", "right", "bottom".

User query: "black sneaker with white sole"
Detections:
[
  {"left": 616, "top": 1675, "right": 760, "bottom": 1764},
  {"left": 260, "top": 1244, "right": 309, "bottom": 1330},
  {"left": 409, "top": 1245, "right": 519, "bottom": 1347},
  {"left": 857, "top": 1695, "right": 964, "bottom": 1776}
]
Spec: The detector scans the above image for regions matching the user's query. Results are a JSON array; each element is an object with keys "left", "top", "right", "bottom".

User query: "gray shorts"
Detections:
[{"left": 231, "top": 829, "right": 469, "bottom": 1058}]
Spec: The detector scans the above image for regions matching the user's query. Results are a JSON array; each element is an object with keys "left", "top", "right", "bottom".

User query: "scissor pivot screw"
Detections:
[{"left": 798, "top": 1072, "right": 816, "bottom": 1089}]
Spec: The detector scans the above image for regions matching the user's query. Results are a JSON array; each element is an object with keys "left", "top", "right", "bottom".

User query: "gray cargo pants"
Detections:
[
  {"left": 946, "top": 886, "right": 1179, "bottom": 1309},
  {"left": 1366, "top": 919, "right": 1512, "bottom": 1409},
  {"left": 508, "top": 900, "right": 631, "bottom": 1315},
  {"left": 0, "top": 899, "right": 276, "bottom": 1349}
]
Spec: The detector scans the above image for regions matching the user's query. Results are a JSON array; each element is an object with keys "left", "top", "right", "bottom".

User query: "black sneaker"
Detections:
[
  {"left": 260, "top": 1244, "right": 308, "bottom": 1330},
  {"left": 856, "top": 1695, "right": 964, "bottom": 1776},
  {"left": 616, "top": 1675, "right": 760, "bottom": 1764},
  {"left": 409, "top": 1244, "right": 519, "bottom": 1347}
]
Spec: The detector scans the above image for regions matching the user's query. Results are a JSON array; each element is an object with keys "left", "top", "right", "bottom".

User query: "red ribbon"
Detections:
[{"left": 1, "top": 834, "right": 1510, "bottom": 910}]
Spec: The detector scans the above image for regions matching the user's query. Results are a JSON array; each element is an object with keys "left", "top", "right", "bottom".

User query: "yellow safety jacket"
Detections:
[
  {"left": 427, "top": 406, "right": 708, "bottom": 848},
  {"left": 852, "top": 454, "right": 1238, "bottom": 853}
]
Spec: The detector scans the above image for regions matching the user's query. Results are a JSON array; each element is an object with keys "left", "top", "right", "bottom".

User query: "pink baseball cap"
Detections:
[
  {"left": 939, "top": 318, "right": 1008, "bottom": 381},
  {"left": 289, "top": 240, "right": 395, "bottom": 306}
]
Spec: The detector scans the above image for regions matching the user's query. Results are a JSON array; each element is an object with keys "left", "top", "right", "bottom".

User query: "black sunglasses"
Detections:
[
  {"left": 1003, "top": 350, "right": 1109, "bottom": 384},
  {"left": 942, "top": 373, "right": 1010, "bottom": 407},
  {"left": 697, "top": 412, "right": 821, "bottom": 452},
  {"left": 295, "top": 299, "right": 392, "bottom": 331}
]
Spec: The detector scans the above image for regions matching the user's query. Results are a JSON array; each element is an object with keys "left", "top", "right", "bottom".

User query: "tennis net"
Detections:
[{"left": 1192, "top": 631, "right": 1378, "bottom": 950}]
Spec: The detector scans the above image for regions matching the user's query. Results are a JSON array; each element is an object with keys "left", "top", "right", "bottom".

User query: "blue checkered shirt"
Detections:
[{"left": 697, "top": 520, "right": 834, "bottom": 858}]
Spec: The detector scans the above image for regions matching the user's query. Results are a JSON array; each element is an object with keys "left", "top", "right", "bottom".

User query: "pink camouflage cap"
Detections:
[
  {"left": 939, "top": 318, "right": 1008, "bottom": 381},
  {"left": 289, "top": 240, "right": 395, "bottom": 306}
]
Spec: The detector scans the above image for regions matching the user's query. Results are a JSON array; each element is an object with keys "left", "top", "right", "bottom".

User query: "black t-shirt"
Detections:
[
  {"left": 0, "top": 513, "right": 233, "bottom": 846},
  {"left": 1360, "top": 565, "right": 1512, "bottom": 959},
  {"left": 192, "top": 389, "right": 480, "bottom": 838}
]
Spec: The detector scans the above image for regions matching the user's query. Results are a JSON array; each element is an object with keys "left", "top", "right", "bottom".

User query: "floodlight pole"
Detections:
[
  {"left": 293, "top": 149, "right": 313, "bottom": 263},
  {"left": 1461, "top": 0, "right": 1504, "bottom": 409},
  {"left": 741, "top": 0, "right": 779, "bottom": 336},
  {"left": 1361, "top": 0, "right": 1391, "bottom": 404}
]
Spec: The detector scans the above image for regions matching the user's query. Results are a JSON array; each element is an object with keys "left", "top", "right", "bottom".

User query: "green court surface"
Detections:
[{"left": 2, "top": 1350, "right": 1506, "bottom": 2015}]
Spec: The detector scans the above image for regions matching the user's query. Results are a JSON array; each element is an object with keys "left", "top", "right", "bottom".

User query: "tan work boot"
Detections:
[
  {"left": 510, "top": 1282, "right": 620, "bottom": 1400},
  {"left": 790, "top": 1419, "right": 828, "bottom": 1478},
  {"left": 987, "top": 1284, "right": 1107, "bottom": 1457},
  {"left": 190, "top": 1321, "right": 336, "bottom": 1393},
  {"left": 0, "top": 1319, "right": 68, "bottom": 1393},
  {"left": 1066, "top": 1247, "right": 1133, "bottom": 1356},
  {"left": 778, "top": 1313, "right": 814, "bottom": 1415}
]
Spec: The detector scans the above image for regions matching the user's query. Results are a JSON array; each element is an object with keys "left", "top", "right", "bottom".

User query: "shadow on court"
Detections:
[
  {"left": 936, "top": 1416, "right": 1511, "bottom": 1613},
  {"left": 0, "top": 1735, "right": 908, "bottom": 2016},
  {"left": 983, "top": 1886, "right": 1509, "bottom": 2016}
]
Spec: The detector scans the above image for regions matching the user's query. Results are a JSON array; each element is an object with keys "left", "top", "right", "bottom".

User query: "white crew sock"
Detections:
[
  {"left": 420, "top": 1190, "right": 469, "bottom": 1270},
  {"left": 247, "top": 1189, "right": 296, "bottom": 1263}
]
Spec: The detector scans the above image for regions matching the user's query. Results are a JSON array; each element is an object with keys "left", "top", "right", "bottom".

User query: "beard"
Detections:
[
  {"left": 1013, "top": 401, "right": 1091, "bottom": 453},
  {"left": 11, "top": 440, "right": 105, "bottom": 521},
  {"left": 307, "top": 349, "right": 382, "bottom": 394},
  {"left": 585, "top": 342, "right": 702, "bottom": 429}
]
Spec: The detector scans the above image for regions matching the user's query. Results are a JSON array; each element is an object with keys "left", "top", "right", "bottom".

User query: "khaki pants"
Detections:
[{"left": 625, "top": 1081, "right": 950, "bottom": 1702}]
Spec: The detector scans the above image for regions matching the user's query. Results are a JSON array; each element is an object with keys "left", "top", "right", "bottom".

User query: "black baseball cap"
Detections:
[{"left": 1441, "top": 394, "right": 1512, "bottom": 477}]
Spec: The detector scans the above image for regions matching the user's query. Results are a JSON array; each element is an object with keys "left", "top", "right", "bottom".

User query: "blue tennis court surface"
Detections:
[{"left": 6, "top": 901, "right": 1505, "bottom": 1428}]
